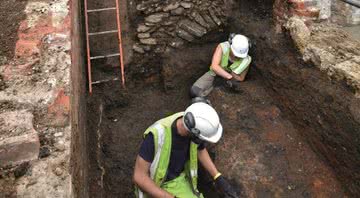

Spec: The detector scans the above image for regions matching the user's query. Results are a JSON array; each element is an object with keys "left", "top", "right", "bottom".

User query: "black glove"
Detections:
[
  {"left": 225, "top": 78, "right": 242, "bottom": 93},
  {"left": 214, "top": 175, "right": 239, "bottom": 198}
]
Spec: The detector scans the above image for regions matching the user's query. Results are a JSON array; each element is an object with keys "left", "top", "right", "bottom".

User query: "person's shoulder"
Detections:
[
  {"left": 219, "top": 41, "right": 230, "bottom": 52},
  {"left": 246, "top": 55, "right": 252, "bottom": 62},
  {"left": 139, "top": 133, "right": 155, "bottom": 163},
  {"left": 197, "top": 142, "right": 206, "bottom": 150},
  {"left": 220, "top": 41, "right": 230, "bottom": 47},
  {"left": 144, "top": 132, "right": 154, "bottom": 141}
]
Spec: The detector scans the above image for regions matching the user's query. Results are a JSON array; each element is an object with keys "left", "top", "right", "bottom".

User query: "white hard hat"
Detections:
[
  {"left": 183, "top": 103, "right": 223, "bottom": 143},
  {"left": 231, "top": 34, "right": 249, "bottom": 58}
]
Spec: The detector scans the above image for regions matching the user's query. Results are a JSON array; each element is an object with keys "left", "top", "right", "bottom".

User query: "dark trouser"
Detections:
[{"left": 190, "top": 72, "right": 215, "bottom": 97}]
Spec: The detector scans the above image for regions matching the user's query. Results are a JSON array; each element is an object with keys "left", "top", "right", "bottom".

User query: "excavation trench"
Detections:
[{"left": 72, "top": 0, "right": 360, "bottom": 197}]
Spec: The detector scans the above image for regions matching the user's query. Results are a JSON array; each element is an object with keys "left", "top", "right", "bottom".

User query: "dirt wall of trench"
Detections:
[
  {"left": 256, "top": 40, "right": 360, "bottom": 196},
  {"left": 70, "top": 0, "right": 89, "bottom": 197},
  {"left": 224, "top": 0, "right": 360, "bottom": 196},
  {"left": 252, "top": 15, "right": 360, "bottom": 198}
]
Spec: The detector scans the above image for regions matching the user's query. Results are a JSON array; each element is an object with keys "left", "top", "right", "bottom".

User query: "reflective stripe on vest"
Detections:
[
  {"left": 189, "top": 142, "right": 198, "bottom": 189},
  {"left": 135, "top": 112, "right": 199, "bottom": 197},
  {"left": 138, "top": 190, "right": 144, "bottom": 198},
  {"left": 150, "top": 123, "right": 165, "bottom": 179}
]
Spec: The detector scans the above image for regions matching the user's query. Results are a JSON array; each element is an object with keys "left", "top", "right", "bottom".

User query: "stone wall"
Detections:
[
  {"left": 0, "top": 0, "right": 72, "bottom": 197},
  {"left": 133, "top": 0, "right": 228, "bottom": 54}
]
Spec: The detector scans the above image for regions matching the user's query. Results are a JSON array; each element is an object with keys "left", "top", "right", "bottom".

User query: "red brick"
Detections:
[
  {"left": 289, "top": 0, "right": 307, "bottom": 10},
  {"left": 15, "top": 15, "right": 56, "bottom": 58},
  {"left": 0, "top": 133, "right": 40, "bottom": 167},
  {"left": 46, "top": 89, "right": 70, "bottom": 127},
  {"left": 290, "top": 7, "right": 320, "bottom": 18},
  {"left": 2, "top": 59, "right": 40, "bottom": 80},
  {"left": 15, "top": 40, "right": 40, "bottom": 58}
]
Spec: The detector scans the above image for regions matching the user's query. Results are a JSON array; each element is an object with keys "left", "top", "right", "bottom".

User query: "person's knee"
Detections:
[{"left": 190, "top": 86, "right": 202, "bottom": 98}]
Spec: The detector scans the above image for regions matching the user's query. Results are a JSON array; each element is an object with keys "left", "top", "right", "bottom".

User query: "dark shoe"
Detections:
[
  {"left": 225, "top": 79, "right": 243, "bottom": 93},
  {"left": 190, "top": 86, "right": 202, "bottom": 98}
]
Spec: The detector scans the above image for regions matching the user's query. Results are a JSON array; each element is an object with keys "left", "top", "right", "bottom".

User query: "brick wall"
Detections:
[
  {"left": 0, "top": 0, "right": 72, "bottom": 196},
  {"left": 274, "top": 0, "right": 360, "bottom": 25}
]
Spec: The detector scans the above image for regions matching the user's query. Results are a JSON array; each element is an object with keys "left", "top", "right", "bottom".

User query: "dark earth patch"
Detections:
[{"left": 0, "top": 0, "right": 27, "bottom": 60}]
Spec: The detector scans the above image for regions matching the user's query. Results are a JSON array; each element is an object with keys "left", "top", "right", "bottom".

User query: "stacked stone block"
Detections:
[{"left": 133, "top": 0, "right": 227, "bottom": 54}]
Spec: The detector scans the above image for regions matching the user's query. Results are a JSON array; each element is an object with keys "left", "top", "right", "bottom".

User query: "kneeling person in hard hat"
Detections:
[
  {"left": 190, "top": 34, "right": 252, "bottom": 97},
  {"left": 133, "top": 101, "right": 238, "bottom": 198}
]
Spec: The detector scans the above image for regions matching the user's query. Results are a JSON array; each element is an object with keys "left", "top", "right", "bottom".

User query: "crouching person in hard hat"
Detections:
[
  {"left": 190, "top": 34, "right": 252, "bottom": 97},
  {"left": 133, "top": 101, "right": 238, "bottom": 198}
]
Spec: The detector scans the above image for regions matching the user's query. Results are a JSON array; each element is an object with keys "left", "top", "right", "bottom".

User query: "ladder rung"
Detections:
[
  {"left": 90, "top": 53, "right": 120, "bottom": 60},
  {"left": 92, "top": 78, "right": 120, "bottom": 85},
  {"left": 87, "top": 7, "right": 116, "bottom": 13},
  {"left": 89, "top": 30, "right": 118, "bottom": 36}
]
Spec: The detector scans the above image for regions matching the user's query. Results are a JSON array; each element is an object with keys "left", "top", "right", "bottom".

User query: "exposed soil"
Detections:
[
  {"left": 0, "top": 0, "right": 27, "bottom": 60},
  {"left": 86, "top": 41, "right": 217, "bottom": 197},
  {"left": 247, "top": 2, "right": 360, "bottom": 196},
  {"left": 86, "top": 0, "right": 347, "bottom": 197},
  {"left": 86, "top": 46, "right": 345, "bottom": 198}
]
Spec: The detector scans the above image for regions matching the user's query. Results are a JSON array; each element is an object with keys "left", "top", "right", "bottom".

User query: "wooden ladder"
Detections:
[{"left": 84, "top": 0, "right": 125, "bottom": 93}]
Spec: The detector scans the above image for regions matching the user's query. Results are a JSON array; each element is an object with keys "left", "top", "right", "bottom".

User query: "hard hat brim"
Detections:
[
  {"left": 199, "top": 123, "right": 223, "bottom": 143},
  {"left": 231, "top": 45, "right": 248, "bottom": 58}
]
